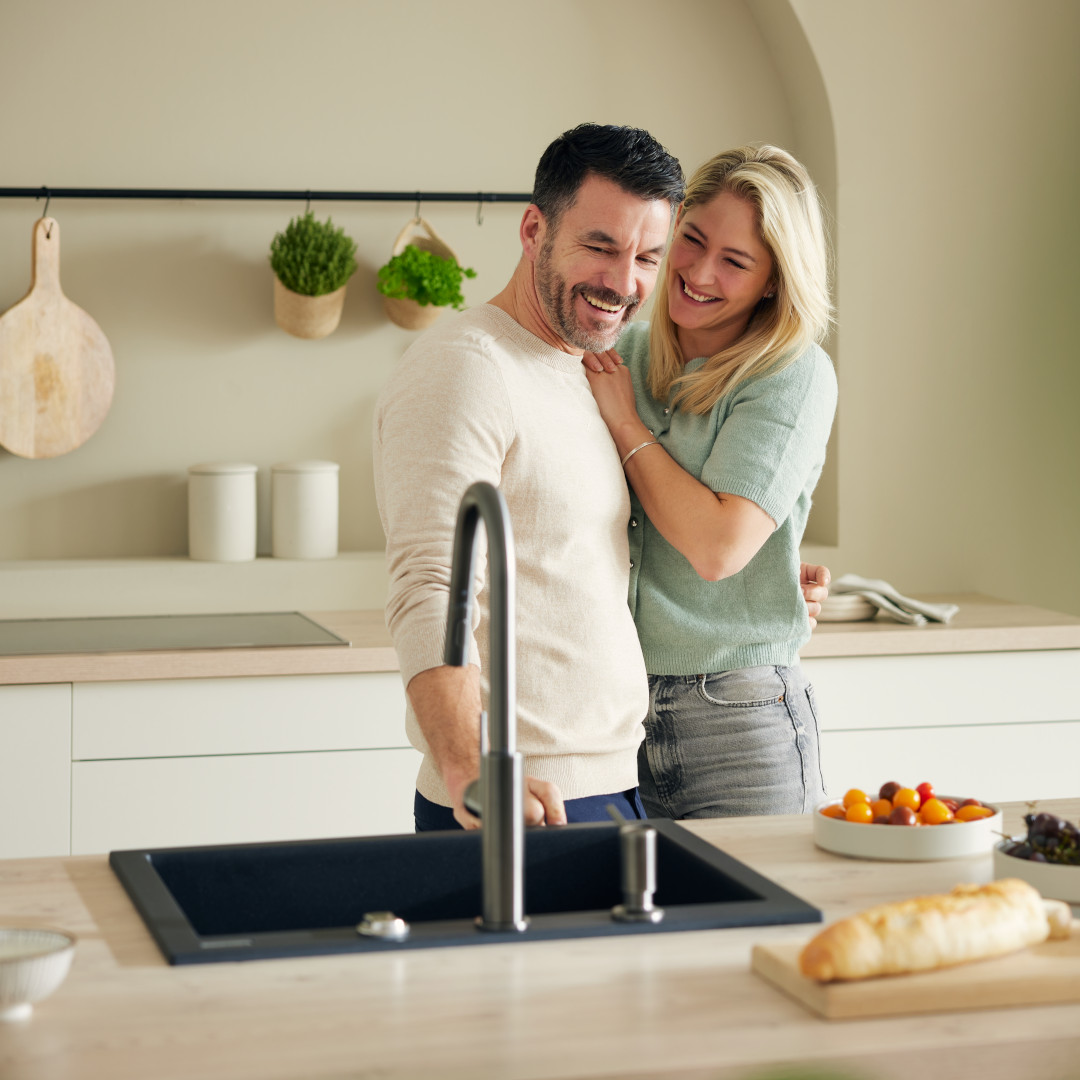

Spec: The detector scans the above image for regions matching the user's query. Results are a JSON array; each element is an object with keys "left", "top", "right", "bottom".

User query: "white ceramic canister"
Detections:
[
  {"left": 187, "top": 463, "right": 258, "bottom": 562},
  {"left": 271, "top": 460, "right": 340, "bottom": 559}
]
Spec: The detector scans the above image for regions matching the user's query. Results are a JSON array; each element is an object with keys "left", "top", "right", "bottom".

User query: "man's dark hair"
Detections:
[{"left": 532, "top": 123, "right": 684, "bottom": 231}]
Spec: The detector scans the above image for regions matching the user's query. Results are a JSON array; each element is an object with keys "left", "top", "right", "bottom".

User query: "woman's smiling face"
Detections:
[{"left": 666, "top": 190, "right": 775, "bottom": 359}]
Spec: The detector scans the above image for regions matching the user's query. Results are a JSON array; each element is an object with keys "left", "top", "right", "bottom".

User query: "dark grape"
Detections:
[{"left": 1019, "top": 810, "right": 1080, "bottom": 866}]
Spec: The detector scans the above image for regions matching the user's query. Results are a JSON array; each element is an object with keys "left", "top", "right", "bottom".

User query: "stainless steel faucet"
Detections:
[{"left": 443, "top": 481, "right": 528, "bottom": 933}]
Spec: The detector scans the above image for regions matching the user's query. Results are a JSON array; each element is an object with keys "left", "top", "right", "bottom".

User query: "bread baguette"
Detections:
[{"left": 799, "top": 879, "right": 1072, "bottom": 982}]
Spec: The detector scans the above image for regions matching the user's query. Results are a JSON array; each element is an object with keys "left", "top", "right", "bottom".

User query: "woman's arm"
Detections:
[{"left": 584, "top": 358, "right": 774, "bottom": 581}]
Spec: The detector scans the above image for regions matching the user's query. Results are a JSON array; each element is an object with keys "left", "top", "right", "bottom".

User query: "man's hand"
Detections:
[
  {"left": 408, "top": 666, "right": 569, "bottom": 829},
  {"left": 800, "top": 562, "right": 831, "bottom": 629},
  {"left": 453, "top": 775, "right": 567, "bottom": 830}
]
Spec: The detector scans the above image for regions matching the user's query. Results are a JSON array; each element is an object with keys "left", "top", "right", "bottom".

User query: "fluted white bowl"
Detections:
[
  {"left": 0, "top": 928, "right": 76, "bottom": 1021},
  {"left": 813, "top": 799, "right": 1002, "bottom": 861}
]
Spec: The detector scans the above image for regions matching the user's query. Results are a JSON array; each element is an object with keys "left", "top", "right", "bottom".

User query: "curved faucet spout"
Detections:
[
  {"left": 443, "top": 481, "right": 527, "bottom": 932},
  {"left": 444, "top": 482, "right": 515, "bottom": 755}
]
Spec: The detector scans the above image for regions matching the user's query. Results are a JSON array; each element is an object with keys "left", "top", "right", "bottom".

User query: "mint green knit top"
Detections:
[{"left": 617, "top": 322, "right": 837, "bottom": 675}]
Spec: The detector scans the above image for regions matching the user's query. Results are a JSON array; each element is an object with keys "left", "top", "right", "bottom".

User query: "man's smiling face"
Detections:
[{"left": 533, "top": 173, "right": 672, "bottom": 353}]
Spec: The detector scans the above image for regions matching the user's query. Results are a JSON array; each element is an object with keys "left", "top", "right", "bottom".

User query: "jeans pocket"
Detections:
[{"left": 696, "top": 667, "right": 785, "bottom": 709}]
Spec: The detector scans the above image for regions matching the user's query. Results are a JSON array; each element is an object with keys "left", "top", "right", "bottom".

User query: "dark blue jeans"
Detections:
[{"left": 414, "top": 787, "right": 646, "bottom": 832}]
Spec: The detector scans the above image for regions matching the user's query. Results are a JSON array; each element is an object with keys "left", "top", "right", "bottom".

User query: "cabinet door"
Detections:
[
  {"left": 802, "top": 650, "right": 1080, "bottom": 803},
  {"left": 73, "top": 673, "right": 407, "bottom": 759},
  {"left": 71, "top": 747, "right": 421, "bottom": 854},
  {"left": 820, "top": 723, "right": 1080, "bottom": 804},
  {"left": 0, "top": 684, "right": 71, "bottom": 858}
]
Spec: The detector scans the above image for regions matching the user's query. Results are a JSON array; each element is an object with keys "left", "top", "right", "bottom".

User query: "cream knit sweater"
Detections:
[{"left": 373, "top": 305, "right": 648, "bottom": 806}]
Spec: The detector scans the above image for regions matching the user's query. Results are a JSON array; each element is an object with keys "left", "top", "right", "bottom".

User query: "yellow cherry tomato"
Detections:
[
  {"left": 893, "top": 787, "right": 921, "bottom": 812},
  {"left": 820, "top": 803, "right": 847, "bottom": 819},
  {"left": 843, "top": 788, "right": 870, "bottom": 810},
  {"left": 844, "top": 801, "right": 874, "bottom": 824},
  {"left": 919, "top": 797, "right": 954, "bottom": 825},
  {"left": 955, "top": 804, "right": 995, "bottom": 821},
  {"left": 870, "top": 798, "right": 893, "bottom": 819}
]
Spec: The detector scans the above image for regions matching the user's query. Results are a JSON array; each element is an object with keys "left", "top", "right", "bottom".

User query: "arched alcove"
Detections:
[{"left": 749, "top": 0, "right": 840, "bottom": 548}]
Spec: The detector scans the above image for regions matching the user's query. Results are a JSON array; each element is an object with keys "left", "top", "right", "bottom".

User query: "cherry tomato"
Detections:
[
  {"left": 888, "top": 805, "right": 918, "bottom": 826},
  {"left": 820, "top": 803, "right": 847, "bottom": 819},
  {"left": 916, "top": 782, "right": 935, "bottom": 804},
  {"left": 878, "top": 781, "right": 902, "bottom": 802},
  {"left": 893, "top": 787, "right": 921, "bottom": 812},
  {"left": 955, "top": 804, "right": 995, "bottom": 821},
  {"left": 960, "top": 798, "right": 983, "bottom": 808},
  {"left": 941, "top": 799, "right": 960, "bottom": 813},
  {"left": 843, "top": 788, "right": 870, "bottom": 810},
  {"left": 919, "top": 797, "right": 954, "bottom": 825},
  {"left": 870, "top": 798, "right": 893, "bottom": 819},
  {"left": 845, "top": 801, "right": 874, "bottom": 824}
]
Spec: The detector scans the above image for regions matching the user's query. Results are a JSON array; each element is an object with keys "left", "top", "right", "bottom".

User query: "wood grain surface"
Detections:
[
  {"left": 0, "top": 217, "right": 115, "bottom": 458},
  {"left": 752, "top": 918, "right": 1080, "bottom": 1019}
]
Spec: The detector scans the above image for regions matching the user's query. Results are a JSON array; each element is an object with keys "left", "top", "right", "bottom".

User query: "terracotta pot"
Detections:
[{"left": 273, "top": 278, "right": 347, "bottom": 340}]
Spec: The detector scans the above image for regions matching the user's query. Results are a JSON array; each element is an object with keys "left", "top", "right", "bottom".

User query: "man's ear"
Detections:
[{"left": 520, "top": 204, "right": 546, "bottom": 262}]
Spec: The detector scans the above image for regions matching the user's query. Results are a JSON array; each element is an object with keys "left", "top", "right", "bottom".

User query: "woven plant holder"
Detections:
[
  {"left": 381, "top": 218, "right": 459, "bottom": 330},
  {"left": 274, "top": 278, "right": 347, "bottom": 340}
]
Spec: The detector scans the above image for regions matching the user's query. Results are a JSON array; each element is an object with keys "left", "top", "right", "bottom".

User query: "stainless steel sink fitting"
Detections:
[{"left": 444, "top": 481, "right": 527, "bottom": 933}]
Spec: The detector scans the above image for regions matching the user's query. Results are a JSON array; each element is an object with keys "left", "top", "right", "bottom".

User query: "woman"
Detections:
[{"left": 584, "top": 145, "right": 836, "bottom": 817}]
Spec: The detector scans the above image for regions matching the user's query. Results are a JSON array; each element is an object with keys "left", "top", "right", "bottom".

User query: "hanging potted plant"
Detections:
[
  {"left": 269, "top": 211, "right": 358, "bottom": 339},
  {"left": 376, "top": 218, "right": 476, "bottom": 330}
]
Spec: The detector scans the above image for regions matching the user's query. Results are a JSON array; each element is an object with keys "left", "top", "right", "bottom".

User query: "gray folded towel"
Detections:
[{"left": 831, "top": 574, "right": 959, "bottom": 626}]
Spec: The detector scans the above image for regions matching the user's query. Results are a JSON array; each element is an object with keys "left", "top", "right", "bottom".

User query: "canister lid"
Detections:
[
  {"left": 271, "top": 460, "right": 340, "bottom": 474},
  {"left": 188, "top": 462, "right": 258, "bottom": 475}
]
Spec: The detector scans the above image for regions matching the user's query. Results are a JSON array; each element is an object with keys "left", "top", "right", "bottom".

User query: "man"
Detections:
[{"left": 374, "top": 124, "right": 827, "bottom": 831}]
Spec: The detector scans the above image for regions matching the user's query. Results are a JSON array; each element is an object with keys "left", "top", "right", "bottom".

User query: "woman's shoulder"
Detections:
[
  {"left": 745, "top": 341, "right": 835, "bottom": 398},
  {"left": 616, "top": 320, "right": 651, "bottom": 366}
]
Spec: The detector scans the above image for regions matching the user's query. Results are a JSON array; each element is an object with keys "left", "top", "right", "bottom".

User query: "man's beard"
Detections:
[{"left": 535, "top": 239, "right": 640, "bottom": 352}]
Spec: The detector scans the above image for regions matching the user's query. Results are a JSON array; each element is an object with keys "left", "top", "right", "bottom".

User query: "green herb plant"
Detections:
[
  {"left": 377, "top": 244, "right": 477, "bottom": 309},
  {"left": 270, "top": 212, "right": 358, "bottom": 297}
]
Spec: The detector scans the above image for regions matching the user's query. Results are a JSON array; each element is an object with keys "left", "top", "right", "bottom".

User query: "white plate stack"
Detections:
[{"left": 817, "top": 594, "right": 877, "bottom": 622}]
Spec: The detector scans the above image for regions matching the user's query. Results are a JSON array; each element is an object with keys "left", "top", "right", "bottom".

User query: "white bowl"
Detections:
[
  {"left": 993, "top": 840, "right": 1080, "bottom": 904},
  {"left": 0, "top": 928, "right": 76, "bottom": 1022},
  {"left": 813, "top": 798, "right": 1002, "bottom": 861}
]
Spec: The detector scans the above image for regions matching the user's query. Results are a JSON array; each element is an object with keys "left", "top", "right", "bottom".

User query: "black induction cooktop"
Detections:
[{"left": 0, "top": 612, "right": 350, "bottom": 656}]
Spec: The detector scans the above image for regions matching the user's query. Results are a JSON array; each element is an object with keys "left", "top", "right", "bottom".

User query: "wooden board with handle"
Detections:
[
  {"left": 0, "top": 217, "right": 115, "bottom": 458},
  {"left": 752, "top": 917, "right": 1080, "bottom": 1019}
]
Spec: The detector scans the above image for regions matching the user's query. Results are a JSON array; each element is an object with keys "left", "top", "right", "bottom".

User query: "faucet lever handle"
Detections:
[{"left": 463, "top": 779, "right": 483, "bottom": 820}]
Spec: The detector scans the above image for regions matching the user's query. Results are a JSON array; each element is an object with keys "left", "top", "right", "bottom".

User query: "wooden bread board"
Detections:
[
  {"left": 752, "top": 918, "right": 1080, "bottom": 1019},
  {"left": 0, "top": 217, "right": 115, "bottom": 458}
]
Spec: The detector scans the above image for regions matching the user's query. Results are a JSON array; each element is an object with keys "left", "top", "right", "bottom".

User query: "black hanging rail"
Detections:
[{"left": 0, "top": 187, "right": 532, "bottom": 204}]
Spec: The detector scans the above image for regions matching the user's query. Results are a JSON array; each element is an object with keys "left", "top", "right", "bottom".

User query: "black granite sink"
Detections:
[{"left": 110, "top": 820, "right": 820, "bottom": 965}]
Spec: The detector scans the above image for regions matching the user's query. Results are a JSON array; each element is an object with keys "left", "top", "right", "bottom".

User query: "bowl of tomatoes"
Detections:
[{"left": 813, "top": 781, "right": 1001, "bottom": 861}]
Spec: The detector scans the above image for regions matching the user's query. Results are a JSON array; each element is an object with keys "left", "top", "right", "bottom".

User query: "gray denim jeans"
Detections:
[{"left": 637, "top": 665, "right": 826, "bottom": 819}]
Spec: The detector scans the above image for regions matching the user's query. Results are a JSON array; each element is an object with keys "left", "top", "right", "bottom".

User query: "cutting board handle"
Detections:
[{"left": 31, "top": 217, "right": 63, "bottom": 298}]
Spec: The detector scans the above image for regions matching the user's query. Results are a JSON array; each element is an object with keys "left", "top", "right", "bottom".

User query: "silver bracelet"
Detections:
[{"left": 620, "top": 439, "right": 660, "bottom": 467}]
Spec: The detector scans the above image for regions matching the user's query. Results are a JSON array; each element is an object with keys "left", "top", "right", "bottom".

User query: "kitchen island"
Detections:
[{"left": 1, "top": 799, "right": 1076, "bottom": 1080}]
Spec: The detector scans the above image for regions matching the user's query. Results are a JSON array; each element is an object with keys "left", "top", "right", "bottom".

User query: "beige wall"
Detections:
[
  {"left": 4, "top": 0, "right": 1078, "bottom": 618},
  {"left": 0, "top": 0, "right": 798, "bottom": 561},
  {"left": 789, "top": 0, "right": 1080, "bottom": 615}
]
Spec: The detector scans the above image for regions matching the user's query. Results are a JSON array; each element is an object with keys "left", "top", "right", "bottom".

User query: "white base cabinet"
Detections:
[
  {"left": 802, "top": 649, "right": 1080, "bottom": 804},
  {"left": 2, "top": 673, "right": 417, "bottom": 859},
  {"left": 0, "top": 685, "right": 72, "bottom": 858}
]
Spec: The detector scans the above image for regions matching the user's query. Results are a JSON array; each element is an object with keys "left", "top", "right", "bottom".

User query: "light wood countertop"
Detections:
[
  {"left": 1, "top": 594, "right": 1078, "bottom": 686},
  {"left": 0, "top": 799, "right": 1076, "bottom": 1080}
]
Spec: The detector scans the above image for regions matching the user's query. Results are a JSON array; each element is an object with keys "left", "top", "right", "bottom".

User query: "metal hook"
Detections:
[
  {"left": 413, "top": 193, "right": 421, "bottom": 224},
  {"left": 476, "top": 193, "right": 484, "bottom": 227},
  {"left": 39, "top": 187, "right": 53, "bottom": 237}
]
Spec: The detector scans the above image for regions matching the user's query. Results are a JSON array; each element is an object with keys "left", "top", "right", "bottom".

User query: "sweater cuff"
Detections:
[{"left": 394, "top": 617, "right": 481, "bottom": 689}]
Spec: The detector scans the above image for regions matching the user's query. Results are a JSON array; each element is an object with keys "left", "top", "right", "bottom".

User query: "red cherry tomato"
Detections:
[{"left": 916, "top": 782, "right": 935, "bottom": 804}]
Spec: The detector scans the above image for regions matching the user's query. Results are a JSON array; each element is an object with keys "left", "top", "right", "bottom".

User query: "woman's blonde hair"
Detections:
[{"left": 648, "top": 145, "right": 833, "bottom": 413}]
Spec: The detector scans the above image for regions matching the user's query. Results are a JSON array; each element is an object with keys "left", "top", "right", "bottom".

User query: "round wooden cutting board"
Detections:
[{"left": 0, "top": 217, "right": 115, "bottom": 459}]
